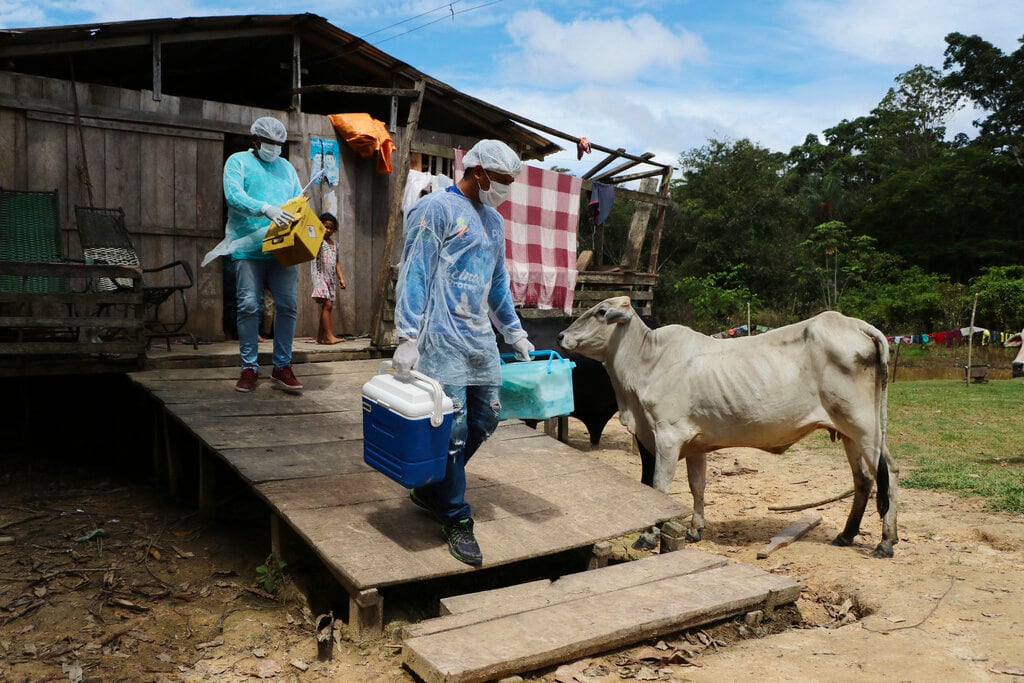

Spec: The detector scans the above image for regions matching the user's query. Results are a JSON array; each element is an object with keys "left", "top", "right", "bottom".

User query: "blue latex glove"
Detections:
[
  {"left": 512, "top": 337, "right": 534, "bottom": 361},
  {"left": 392, "top": 338, "right": 420, "bottom": 378},
  {"left": 261, "top": 203, "right": 295, "bottom": 226}
]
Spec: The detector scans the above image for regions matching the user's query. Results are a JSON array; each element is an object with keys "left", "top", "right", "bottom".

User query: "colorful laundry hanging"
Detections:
[{"left": 456, "top": 150, "right": 582, "bottom": 315}]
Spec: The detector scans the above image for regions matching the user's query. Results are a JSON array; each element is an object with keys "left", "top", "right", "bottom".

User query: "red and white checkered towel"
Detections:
[{"left": 456, "top": 151, "right": 581, "bottom": 314}]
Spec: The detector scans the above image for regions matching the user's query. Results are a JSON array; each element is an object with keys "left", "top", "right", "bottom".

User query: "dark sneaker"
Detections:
[
  {"left": 271, "top": 365, "right": 303, "bottom": 393},
  {"left": 409, "top": 488, "right": 441, "bottom": 523},
  {"left": 235, "top": 368, "right": 258, "bottom": 392},
  {"left": 442, "top": 518, "right": 482, "bottom": 566}
]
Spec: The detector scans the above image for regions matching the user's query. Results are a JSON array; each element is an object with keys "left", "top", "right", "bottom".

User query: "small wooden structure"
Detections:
[{"left": 965, "top": 364, "right": 990, "bottom": 383}]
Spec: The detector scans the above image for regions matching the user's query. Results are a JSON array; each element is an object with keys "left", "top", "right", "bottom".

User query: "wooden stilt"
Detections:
[
  {"left": 659, "top": 519, "right": 688, "bottom": 553},
  {"left": 198, "top": 444, "right": 216, "bottom": 520},
  {"left": 350, "top": 588, "right": 383, "bottom": 638},
  {"left": 588, "top": 540, "right": 613, "bottom": 570}
]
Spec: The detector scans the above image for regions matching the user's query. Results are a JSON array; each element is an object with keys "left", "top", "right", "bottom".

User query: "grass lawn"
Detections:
[
  {"left": 887, "top": 379, "right": 1024, "bottom": 514},
  {"left": 796, "top": 378, "right": 1023, "bottom": 514}
]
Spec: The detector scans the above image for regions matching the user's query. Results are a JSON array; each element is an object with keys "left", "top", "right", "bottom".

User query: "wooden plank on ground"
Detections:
[
  {"left": 415, "top": 549, "right": 728, "bottom": 637},
  {"left": 757, "top": 513, "right": 821, "bottom": 559},
  {"left": 439, "top": 578, "right": 552, "bottom": 617},
  {"left": 402, "top": 558, "right": 802, "bottom": 683}
]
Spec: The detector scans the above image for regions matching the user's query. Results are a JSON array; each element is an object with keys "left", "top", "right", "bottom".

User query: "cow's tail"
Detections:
[{"left": 865, "top": 324, "right": 891, "bottom": 518}]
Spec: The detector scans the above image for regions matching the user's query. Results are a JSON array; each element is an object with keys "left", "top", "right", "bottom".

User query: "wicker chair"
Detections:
[
  {"left": 74, "top": 206, "right": 196, "bottom": 350},
  {"left": 0, "top": 188, "right": 65, "bottom": 295}
]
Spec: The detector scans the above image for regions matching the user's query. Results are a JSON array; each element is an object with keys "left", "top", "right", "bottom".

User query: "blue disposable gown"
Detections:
[
  {"left": 394, "top": 185, "right": 526, "bottom": 386},
  {"left": 202, "top": 150, "right": 302, "bottom": 265}
]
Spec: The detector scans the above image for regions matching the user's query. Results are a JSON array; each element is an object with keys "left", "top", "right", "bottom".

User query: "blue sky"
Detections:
[{"left": 4, "top": 1, "right": 1023, "bottom": 174}]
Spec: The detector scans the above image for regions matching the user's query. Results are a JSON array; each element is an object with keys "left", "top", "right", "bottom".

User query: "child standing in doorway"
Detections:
[{"left": 311, "top": 212, "right": 347, "bottom": 344}]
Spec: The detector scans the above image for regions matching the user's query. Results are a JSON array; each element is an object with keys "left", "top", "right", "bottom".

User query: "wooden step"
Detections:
[{"left": 402, "top": 549, "right": 801, "bottom": 683}]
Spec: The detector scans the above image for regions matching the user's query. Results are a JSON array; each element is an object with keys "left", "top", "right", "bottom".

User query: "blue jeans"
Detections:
[
  {"left": 419, "top": 384, "right": 501, "bottom": 524},
  {"left": 235, "top": 258, "right": 297, "bottom": 371}
]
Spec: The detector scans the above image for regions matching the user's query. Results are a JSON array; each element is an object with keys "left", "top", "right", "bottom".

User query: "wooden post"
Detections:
[
  {"left": 966, "top": 293, "right": 978, "bottom": 387},
  {"left": 587, "top": 541, "right": 613, "bottom": 570},
  {"left": 198, "top": 444, "right": 216, "bottom": 520},
  {"left": 646, "top": 167, "right": 673, "bottom": 274},
  {"left": 659, "top": 519, "right": 688, "bottom": 553},
  {"left": 350, "top": 588, "right": 384, "bottom": 638},
  {"left": 370, "top": 79, "right": 426, "bottom": 348},
  {"left": 891, "top": 341, "right": 901, "bottom": 383},
  {"left": 619, "top": 177, "right": 657, "bottom": 271}
]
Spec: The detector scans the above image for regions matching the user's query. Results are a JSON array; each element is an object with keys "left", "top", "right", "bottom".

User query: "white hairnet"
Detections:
[
  {"left": 463, "top": 139, "right": 522, "bottom": 177},
  {"left": 251, "top": 116, "right": 287, "bottom": 143}
]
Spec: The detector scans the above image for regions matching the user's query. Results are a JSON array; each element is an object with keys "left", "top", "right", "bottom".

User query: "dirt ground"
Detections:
[{"left": 2, "top": 415, "right": 1023, "bottom": 683}]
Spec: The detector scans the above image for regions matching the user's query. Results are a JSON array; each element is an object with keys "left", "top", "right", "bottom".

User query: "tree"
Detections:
[
  {"left": 671, "top": 138, "right": 803, "bottom": 309},
  {"left": 943, "top": 32, "right": 1024, "bottom": 166},
  {"left": 797, "top": 220, "right": 889, "bottom": 311}
]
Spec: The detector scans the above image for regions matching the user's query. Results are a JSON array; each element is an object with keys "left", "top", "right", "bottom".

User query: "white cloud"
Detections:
[
  {"left": 788, "top": 0, "right": 1024, "bottom": 67},
  {"left": 501, "top": 9, "right": 707, "bottom": 87}
]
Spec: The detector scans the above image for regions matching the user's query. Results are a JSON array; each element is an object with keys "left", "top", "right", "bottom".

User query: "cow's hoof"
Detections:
[
  {"left": 870, "top": 542, "right": 894, "bottom": 559},
  {"left": 685, "top": 528, "right": 703, "bottom": 543},
  {"left": 631, "top": 528, "right": 660, "bottom": 550},
  {"left": 831, "top": 534, "right": 854, "bottom": 547}
]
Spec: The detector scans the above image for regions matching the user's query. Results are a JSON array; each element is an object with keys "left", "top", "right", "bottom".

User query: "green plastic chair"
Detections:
[{"left": 0, "top": 188, "right": 65, "bottom": 293}]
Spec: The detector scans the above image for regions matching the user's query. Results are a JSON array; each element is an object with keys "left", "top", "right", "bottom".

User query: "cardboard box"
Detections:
[{"left": 261, "top": 195, "right": 325, "bottom": 266}]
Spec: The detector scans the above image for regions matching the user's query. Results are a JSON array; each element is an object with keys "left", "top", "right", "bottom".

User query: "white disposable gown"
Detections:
[{"left": 394, "top": 185, "right": 526, "bottom": 386}]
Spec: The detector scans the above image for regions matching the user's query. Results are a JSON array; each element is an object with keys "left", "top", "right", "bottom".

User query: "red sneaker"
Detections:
[
  {"left": 271, "top": 365, "right": 303, "bottom": 393},
  {"left": 235, "top": 368, "right": 258, "bottom": 392}
]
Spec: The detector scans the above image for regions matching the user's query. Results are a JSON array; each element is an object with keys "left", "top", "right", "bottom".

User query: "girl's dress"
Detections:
[{"left": 311, "top": 238, "right": 338, "bottom": 300}]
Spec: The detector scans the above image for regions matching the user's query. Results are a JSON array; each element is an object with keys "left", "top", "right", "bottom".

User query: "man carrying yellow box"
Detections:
[{"left": 220, "top": 116, "right": 305, "bottom": 394}]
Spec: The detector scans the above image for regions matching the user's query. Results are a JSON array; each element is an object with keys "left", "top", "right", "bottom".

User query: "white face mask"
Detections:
[
  {"left": 479, "top": 170, "right": 512, "bottom": 207},
  {"left": 257, "top": 143, "right": 281, "bottom": 163}
]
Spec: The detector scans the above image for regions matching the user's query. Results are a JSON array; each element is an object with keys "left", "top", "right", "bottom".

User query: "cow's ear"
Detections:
[
  {"left": 605, "top": 306, "right": 633, "bottom": 325},
  {"left": 1007, "top": 334, "right": 1023, "bottom": 348}
]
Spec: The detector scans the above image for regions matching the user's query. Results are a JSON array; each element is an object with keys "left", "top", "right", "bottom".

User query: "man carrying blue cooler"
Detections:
[{"left": 392, "top": 139, "right": 534, "bottom": 566}]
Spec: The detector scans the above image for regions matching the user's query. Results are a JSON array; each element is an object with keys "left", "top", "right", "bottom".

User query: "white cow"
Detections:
[
  {"left": 558, "top": 296, "right": 899, "bottom": 558},
  {"left": 1006, "top": 329, "right": 1024, "bottom": 378}
]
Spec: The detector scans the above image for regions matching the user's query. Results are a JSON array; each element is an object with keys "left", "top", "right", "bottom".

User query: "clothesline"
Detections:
[
  {"left": 887, "top": 326, "right": 1015, "bottom": 347},
  {"left": 709, "top": 323, "right": 1015, "bottom": 347}
]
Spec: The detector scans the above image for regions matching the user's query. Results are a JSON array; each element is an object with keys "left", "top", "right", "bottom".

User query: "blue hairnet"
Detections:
[
  {"left": 251, "top": 116, "right": 287, "bottom": 143},
  {"left": 463, "top": 140, "right": 522, "bottom": 177}
]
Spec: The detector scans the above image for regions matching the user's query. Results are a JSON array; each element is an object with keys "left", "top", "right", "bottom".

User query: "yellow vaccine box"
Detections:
[{"left": 261, "top": 196, "right": 325, "bottom": 266}]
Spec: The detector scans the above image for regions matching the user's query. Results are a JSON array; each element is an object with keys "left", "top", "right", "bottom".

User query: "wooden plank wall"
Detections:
[{"left": 0, "top": 70, "right": 395, "bottom": 344}]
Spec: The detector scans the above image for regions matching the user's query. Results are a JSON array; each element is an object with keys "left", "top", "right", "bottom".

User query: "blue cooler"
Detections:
[
  {"left": 498, "top": 350, "right": 576, "bottom": 421},
  {"left": 362, "top": 362, "right": 454, "bottom": 488}
]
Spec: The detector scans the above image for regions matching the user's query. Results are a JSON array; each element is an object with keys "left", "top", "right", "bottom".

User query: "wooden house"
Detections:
[{"left": 0, "top": 13, "right": 672, "bottom": 359}]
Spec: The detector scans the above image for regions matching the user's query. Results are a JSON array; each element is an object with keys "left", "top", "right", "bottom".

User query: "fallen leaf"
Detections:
[
  {"left": 253, "top": 647, "right": 267, "bottom": 658},
  {"left": 290, "top": 659, "right": 309, "bottom": 671}
]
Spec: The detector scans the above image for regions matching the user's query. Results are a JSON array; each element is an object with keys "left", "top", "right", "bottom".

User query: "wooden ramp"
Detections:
[
  {"left": 402, "top": 548, "right": 802, "bottom": 683},
  {"left": 128, "top": 359, "right": 690, "bottom": 633}
]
